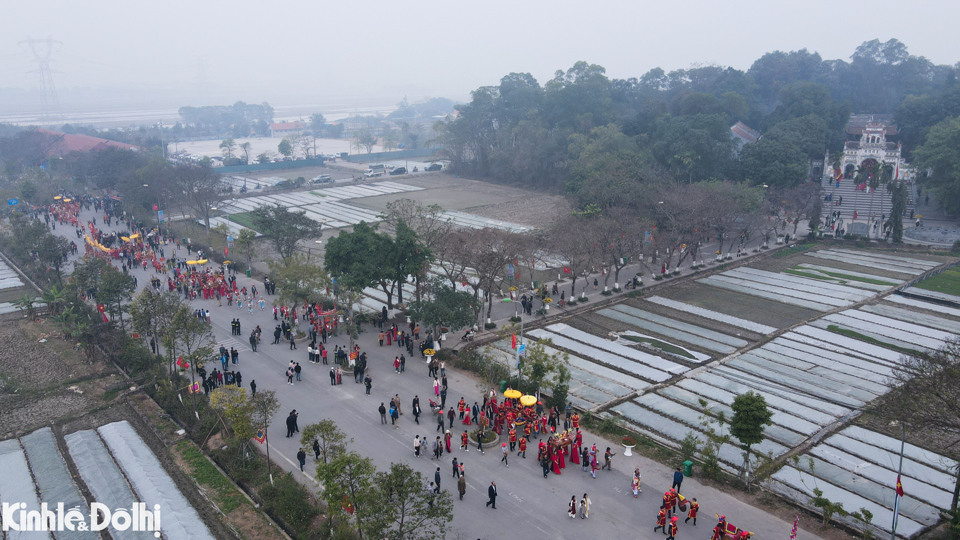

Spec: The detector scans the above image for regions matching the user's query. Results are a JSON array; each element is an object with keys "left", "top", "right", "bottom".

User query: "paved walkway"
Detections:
[{"left": 50, "top": 209, "right": 821, "bottom": 540}]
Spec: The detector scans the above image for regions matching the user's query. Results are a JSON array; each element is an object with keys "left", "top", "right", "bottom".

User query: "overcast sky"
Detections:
[{"left": 1, "top": 0, "right": 959, "bottom": 114}]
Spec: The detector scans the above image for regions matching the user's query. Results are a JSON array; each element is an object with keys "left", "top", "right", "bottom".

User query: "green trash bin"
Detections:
[
  {"left": 245, "top": 268, "right": 252, "bottom": 278},
  {"left": 499, "top": 380, "right": 508, "bottom": 393},
  {"left": 683, "top": 460, "right": 693, "bottom": 477}
]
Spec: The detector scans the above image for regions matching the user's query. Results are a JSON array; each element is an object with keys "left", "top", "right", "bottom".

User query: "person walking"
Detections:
[
  {"left": 500, "top": 443, "right": 509, "bottom": 467},
  {"left": 582, "top": 493, "right": 590, "bottom": 518},
  {"left": 666, "top": 516, "right": 679, "bottom": 540},
  {"left": 364, "top": 374, "right": 372, "bottom": 395},
  {"left": 457, "top": 473, "right": 466, "bottom": 500},
  {"left": 447, "top": 407, "right": 455, "bottom": 429},
  {"left": 568, "top": 496, "right": 577, "bottom": 518},
  {"left": 685, "top": 498, "right": 699, "bottom": 525},
  {"left": 297, "top": 448, "right": 306, "bottom": 472},
  {"left": 437, "top": 410, "right": 445, "bottom": 432},
  {"left": 391, "top": 404, "right": 399, "bottom": 428},
  {"left": 476, "top": 429, "right": 485, "bottom": 454},
  {"left": 286, "top": 367, "right": 294, "bottom": 385},
  {"left": 632, "top": 469, "right": 642, "bottom": 497},
  {"left": 654, "top": 507, "right": 667, "bottom": 534},
  {"left": 434, "top": 467, "right": 441, "bottom": 493},
  {"left": 250, "top": 380, "right": 256, "bottom": 396},
  {"left": 295, "top": 363, "right": 302, "bottom": 381},
  {"left": 412, "top": 396, "right": 421, "bottom": 424},
  {"left": 672, "top": 467, "right": 684, "bottom": 493},
  {"left": 313, "top": 439, "right": 321, "bottom": 460},
  {"left": 286, "top": 411, "right": 298, "bottom": 438},
  {"left": 485, "top": 482, "right": 497, "bottom": 509},
  {"left": 379, "top": 403, "right": 387, "bottom": 424}
]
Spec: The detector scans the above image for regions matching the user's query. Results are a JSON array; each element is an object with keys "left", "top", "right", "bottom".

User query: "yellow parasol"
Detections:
[
  {"left": 53, "top": 196, "right": 62, "bottom": 200},
  {"left": 504, "top": 389, "right": 522, "bottom": 399},
  {"left": 222, "top": 260, "right": 232, "bottom": 264},
  {"left": 186, "top": 260, "right": 199, "bottom": 265},
  {"left": 519, "top": 395, "right": 537, "bottom": 407},
  {"left": 63, "top": 198, "right": 72, "bottom": 202},
  {"left": 197, "top": 259, "right": 208, "bottom": 264},
  {"left": 129, "top": 233, "right": 140, "bottom": 240},
  {"left": 121, "top": 236, "right": 131, "bottom": 242}
]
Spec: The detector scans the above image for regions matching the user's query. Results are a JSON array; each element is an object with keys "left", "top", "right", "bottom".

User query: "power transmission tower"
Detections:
[{"left": 20, "top": 37, "right": 64, "bottom": 122}]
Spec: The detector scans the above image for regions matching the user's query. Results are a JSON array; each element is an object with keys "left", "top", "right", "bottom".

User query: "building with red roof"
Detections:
[
  {"left": 269, "top": 121, "right": 304, "bottom": 138},
  {"left": 37, "top": 129, "right": 140, "bottom": 156}
]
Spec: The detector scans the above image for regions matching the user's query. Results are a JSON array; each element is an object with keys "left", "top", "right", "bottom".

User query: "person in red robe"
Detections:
[
  {"left": 558, "top": 443, "right": 566, "bottom": 469},
  {"left": 571, "top": 441, "right": 581, "bottom": 465},
  {"left": 551, "top": 450, "right": 561, "bottom": 475}
]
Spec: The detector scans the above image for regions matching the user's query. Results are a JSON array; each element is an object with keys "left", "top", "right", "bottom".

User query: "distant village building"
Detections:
[
  {"left": 37, "top": 129, "right": 140, "bottom": 157},
  {"left": 729, "top": 121, "right": 760, "bottom": 154},
  {"left": 269, "top": 121, "right": 304, "bottom": 138},
  {"left": 839, "top": 114, "right": 902, "bottom": 179}
]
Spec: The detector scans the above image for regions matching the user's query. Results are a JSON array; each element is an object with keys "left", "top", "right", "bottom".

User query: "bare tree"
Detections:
[
  {"left": 173, "top": 163, "right": 229, "bottom": 232},
  {"left": 450, "top": 228, "right": 526, "bottom": 324},
  {"left": 596, "top": 207, "right": 649, "bottom": 288},
  {"left": 296, "top": 134, "right": 315, "bottom": 159},
  {"left": 239, "top": 142, "right": 252, "bottom": 164},
  {"left": 550, "top": 215, "right": 601, "bottom": 297},
  {"left": 883, "top": 338, "right": 960, "bottom": 512}
]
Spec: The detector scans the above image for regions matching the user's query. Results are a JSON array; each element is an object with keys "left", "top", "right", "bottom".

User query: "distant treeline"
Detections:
[{"left": 434, "top": 39, "right": 960, "bottom": 210}]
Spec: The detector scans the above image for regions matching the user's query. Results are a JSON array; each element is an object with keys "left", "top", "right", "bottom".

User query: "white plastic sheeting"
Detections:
[
  {"left": 607, "top": 304, "right": 748, "bottom": 348},
  {"left": 20, "top": 428, "right": 98, "bottom": 540},
  {"left": 0, "top": 439, "right": 50, "bottom": 539},
  {"left": 64, "top": 430, "right": 146, "bottom": 540},
  {"left": 645, "top": 296, "right": 777, "bottom": 334},
  {"left": 545, "top": 323, "right": 686, "bottom": 374},
  {"left": 886, "top": 295, "right": 960, "bottom": 317},
  {"left": 529, "top": 329, "right": 672, "bottom": 383},
  {"left": 97, "top": 421, "right": 216, "bottom": 540},
  {"left": 698, "top": 275, "right": 836, "bottom": 311}
]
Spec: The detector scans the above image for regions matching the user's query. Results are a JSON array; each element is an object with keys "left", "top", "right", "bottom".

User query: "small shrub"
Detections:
[
  {"left": 654, "top": 275, "right": 663, "bottom": 281},
  {"left": 579, "top": 296, "right": 589, "bottom": 302},
  {"left": 509, "top": 316, "right": 521, "bottom": 323},
  {"left": 601, "top": 290, "right": 613, "bottom": 296},
  {"left": 626, "top": 290, "right": 643, "bottom": 298},
  {"left": 953, "top": 240, "right": 960, "bottom": 255},
  {"left": 484, "top": 322, "right": 497, "bottom": 329},
  {"left": 622, "top": 435, "right": 637, "bottom": 446},
  {"left": 566, "top": 300, "right": 578, "bottom": 306},
  {"left": 260, "top": 473, "right": 319, "bottom": 536}
]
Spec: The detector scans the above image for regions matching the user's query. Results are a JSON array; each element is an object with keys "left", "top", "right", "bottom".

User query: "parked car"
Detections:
[
  {"left": 311, "top": 174, "right": 333, "bottom": 184},
  {"left": 364, "top": 170, "right": 385, "bottom": 178},
  {"left": 425, "top": 163, "right": 442, "bottom": 171},
  {"left": 389, "top": 167, "right": 407, "bottom": 175}
]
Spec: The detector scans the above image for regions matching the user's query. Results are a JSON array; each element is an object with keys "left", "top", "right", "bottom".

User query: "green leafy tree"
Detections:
[
  {"left": 912, "top": 116, "right": 960, "bottom": 214},
  {"left": 300, "top": 419, "right": 351, "bottom": 465},
  {"left": 250, "top": 390, "right": 281, "bottom": 478},
  {"left": 170, "top": 304, "right": 215, "bottom": 375},
  {"left": 318, "top": 452, "right": 388, "bottom": 539},
  {"left": 209, "top": 385, "right": 255, "bottom": 442},
  {"left": 238, "top": 141, "right": 252, "bottom": 164},
  {"left": 35, "top": 233, "right": 71, "bottom": 285},
  {"left": 738, "top": 136, "right": 808, "bottom": 188},
  {"left": 550, "top": 363, "right": 571, "bottom": 409},
  {"left": 310, "top": 113, "right": 327, "bottom": 136},
  {"left": 251, "top": 204, "right": 324, "bottom": 262},
  {"left": 697, "top": 398, "right": 730, "bottom": 480},
  {"left": 376, "top": 462, "right": 454, "bottom": 540},
  {"left": 889, "top": 181, "right": 907, "bottom": 242},
  {"left": 256, "top": 152, "right": 271, "bottom": 164},
  {"left": 267, "top": 253, "right": 331, "bottom": 310},
  {"left": 219, "top": 138, "right": 236, "bottom": 159},
  {"left": 729, "top": 391, "right": 773, "bottom": 484},
  {"left": 278, "top": 138, "right": 293, "bottom": 158},
  {"left": 324, "top": 221, "right": 401, "bottom": 307},
  {"left": 234, "top": 229, "right": 257, "bottom": 264},
  {"left": 408, "top": 281, "right": 476, "bottom": 335},
  {"left": 130, "top": 290, "right": 183, "bottom": 367}
]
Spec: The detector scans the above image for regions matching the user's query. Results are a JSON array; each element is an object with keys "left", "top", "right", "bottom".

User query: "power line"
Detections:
[{"left": 19, "top": 37, "right": 64, "bottom": 122}]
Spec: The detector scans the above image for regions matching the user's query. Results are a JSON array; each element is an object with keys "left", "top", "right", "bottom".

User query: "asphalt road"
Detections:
[{"left": 51, "top": 208, "right": 821, "bottom": 540}]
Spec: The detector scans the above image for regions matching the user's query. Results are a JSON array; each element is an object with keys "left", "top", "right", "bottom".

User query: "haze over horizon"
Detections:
[{"left": 2, "top": 0, "right": 959, "bottom": 118}]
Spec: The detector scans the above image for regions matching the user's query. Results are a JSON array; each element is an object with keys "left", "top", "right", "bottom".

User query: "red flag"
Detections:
[
  {"left": 563, "top": 267, "right": 571, "bottom": 274},
  {"left": 511, "top": 334, "right": 517, "bottom": 349},
  {"left": 224, "top": 247, "right": 229, "bottom": 255},
  {"left": 896, "top": 475, "right": 904, "bottom": 497},
  {"left": 153, "top": 204, "right": 158, "bottom": 211}
]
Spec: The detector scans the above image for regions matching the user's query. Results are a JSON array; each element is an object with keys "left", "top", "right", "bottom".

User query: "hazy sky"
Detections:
[{"left": 2, "top": 0, "right": 959, "bottom": 113}]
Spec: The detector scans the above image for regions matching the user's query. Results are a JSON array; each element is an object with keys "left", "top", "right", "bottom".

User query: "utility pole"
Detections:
[{"left": 20, "top": 38, "right": 64, "bottom": 122}]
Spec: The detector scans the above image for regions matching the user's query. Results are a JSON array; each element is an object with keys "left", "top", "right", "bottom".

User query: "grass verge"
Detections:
[
  {"left": 176, "top": 441, "right": 246, "bottom": 515},
  {"left": 620, "top": 335, "right": 697, "bottom": 360},
  {"left": 913, "top": 268, "right": 960, "bottom": 297},
  {"left": 227, "top": 212, "right": 259, "bottom": 231},
  {"left": 773, "top": 242, "right": 816, "bottom": 258},
  {"left": 784, "top": 267, "right": 896, "bottom": 286},
  {"left": 826, "top": 324, "right": 924, "bottom": 357}
]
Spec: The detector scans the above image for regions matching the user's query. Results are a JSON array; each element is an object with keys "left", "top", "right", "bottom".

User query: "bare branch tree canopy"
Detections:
[
  {"left": 551, "top": 215, "right": 602, "bottom": 296},
  {"left": 444, "top": 227, "right": 526, "bottom": 322},
  {"left": 173, "top": 164, "right": 229, "bottom": 231},
  {"left": 381, "top": 198, "right": 454, "bottom": 251},
  {"left": 884, "top": 337, "right": 960, "bottom": 511}
]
